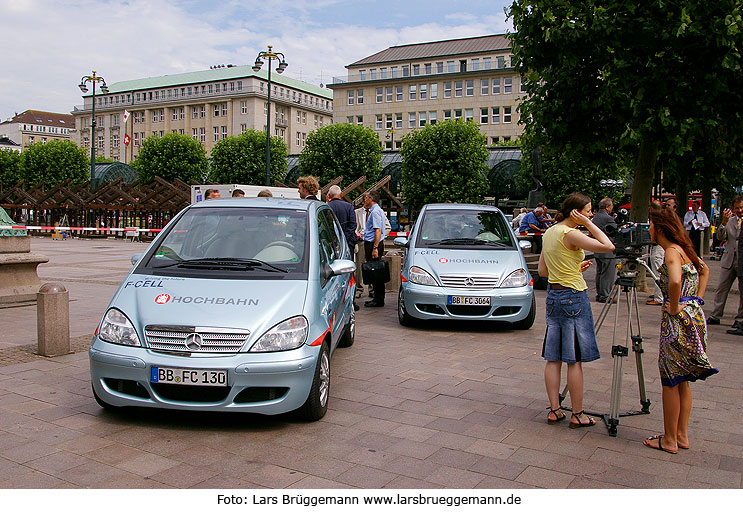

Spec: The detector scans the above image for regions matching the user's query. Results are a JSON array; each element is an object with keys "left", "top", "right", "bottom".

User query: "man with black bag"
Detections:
[{"left": 362, "top": 191, "right": 388, "bottom": 307}]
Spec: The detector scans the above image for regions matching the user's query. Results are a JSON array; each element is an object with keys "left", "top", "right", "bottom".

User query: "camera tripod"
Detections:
[{"left": 559, "top": 254, "right": 659, "bottom": 436}]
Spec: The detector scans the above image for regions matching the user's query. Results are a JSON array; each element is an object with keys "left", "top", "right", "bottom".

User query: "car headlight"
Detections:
[
  {"left": 98, "top": 308, "right": 141, "bottom": 346},
  {"left": 500, "top": 268, "right": 528, "bottom": 288},
  {"left": 250, "top": 316, "right": 308, "bottom": 352},
  {"left": 409, "top": 266, "right": 438, "bottom": 286}
]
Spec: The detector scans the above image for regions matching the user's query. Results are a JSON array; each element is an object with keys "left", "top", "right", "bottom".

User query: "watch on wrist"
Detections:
[{"left": 373, "top": 245, "right": 378, "bottom": 249}]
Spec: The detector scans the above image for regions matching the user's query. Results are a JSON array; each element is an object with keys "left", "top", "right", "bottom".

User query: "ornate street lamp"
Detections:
[
  {"left": 252, "top": 46, "right": 288, "bottom": 186},
  {"left": 78, "top": 71, "right": 109, "bottom": 183}
]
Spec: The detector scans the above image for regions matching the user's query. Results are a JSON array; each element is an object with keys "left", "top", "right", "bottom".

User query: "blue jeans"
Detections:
[{"left": 542, "top": 287, "right": 600, "bottom": 363}]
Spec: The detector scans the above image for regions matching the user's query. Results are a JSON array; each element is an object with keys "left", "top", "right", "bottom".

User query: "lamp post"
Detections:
[
  {"left": 78, "top": 71, "right": 109, "bottom": 182},
  {"left": 252, "top": 46, "right": 288, "bottom": 186}
]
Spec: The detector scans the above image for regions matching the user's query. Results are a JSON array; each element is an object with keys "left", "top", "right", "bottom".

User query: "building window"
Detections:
[
  {"left": 172, "top": 109, "right": 178, "bottom": 121},
  {"left": 409, "top": 85, "right": 417, "bottom": 101},
  {"left": 444, "top": 82, "right": 452, "bottom": 98},
  {"left": 200, "top": 106, "right": 205, "bottom": 118},
  {"left": 380, "top": 68, "right": 387, "bottom": 79},
  {"left": 133, "top": 133, "right": 139, "bottom": 147},
  {"left": 385, "top": 114, "right": 393, "bottom": 130},
  {"left": 353, "top": 89, "right": 362, "bottom": 104},
  {"left": 221, "top": 104, "right": 227, "bottom": 116},
  {"left": 348, "top": 90, "right": 355, "bottom": 105},
  {"left": 376, "top": 114, "right": 383, "bottom": 130},
  {"left": 454, "top": 109, "right": 462, "bottom": 119},
  {"left": 497, "top": 56, "right": 505, "bottom": 69},
  {"left": 455, "top": 81, "right": 463, "bottom": 97},
  {"left": 408, "top": 112, "right": 415, "bottom": 128},
  {"left": 192, "top": 128, "right": 198, "bottom": 139},
  {"left": 192, "top": 107, "right": 198, "bottom": 119},
  {"left": 503, "top": 106, "right": 512, "bottom": 123},
  {"left": 214, "top": 105, "right": 220, "bottom": 117},
  {"left": 481, "top": 79, "right": 489, "bottom": 95},
  {"left": 370, "top": 69, "right": 377, "bottom": 79},
  {"left": 230, "top": 82, "right": 235, "bottom": 91},
  {"left": 447, "top": 60, "right": 455, "bottom": 72},
  {"left": 425, "top": 63, "right": 432, "bottom": 75},
  {"left": 376, "top": 88, "right": 383, "bottom": 103},
  {"left": 491, "top": 107, "right": 500, "bottom": 124},
  {"left": 480, "top": 108, "right": 489, "bottom": 124},
  {"left": 472, "top": 58, "right": 480, "bottom": 71},
  {"left": 430, "top": 83, "right": 438, "bottom": 99},
  {"left": 200, "top": 128, "right": 205, "bottom": 142},
  {"left": 466, "top": 80, "right": 474, "bottom": 96},
  {"left": 443, "top": 110, "right": 451, "bottom": 121},
  {"left": 238, "top": 81, "right": 242, "bottom": 91},
  {"left": 484, "top": 57, "right": 492, "bottom": 70},
  {"left": 396, "top": 86, "right": 403, "bottom": 101},
  {"left": 113, "top": 134, "right": 119, "bottom": 147},
  {"left": 357, "top": 115, "right": 363, "bottom": 125},
  {"left": 241, "top": 101, "right": 247, "bottom": 114},
  {"left": 347, "top": 116, "right": 354, "bottom": 124},
  {"left": 436, "top": 62, "right": 444, "bottom": 73},
  {"left": 412, "top": 64, "right": 420, "bottom": 76},
  {"left": 385, "top": 87, "right": 393, "bottom": 102},
  {"left": 97, "top": 135, "right": 104, "bottom": 149},
  {"left": 391, "top": 66, "right": 398, "bottom": 78},
  {"left": 314, "top": 114, "right": 319, "bottom": 127},
  {"left": 222, "top": 126, "right": 227, "bottom": 139},
  {"left": 360, "top": 70, "right": 366, "bottom": 80},
  {"left": 492, "top": 78, "right": 501, "bottom": 95},
  {"left": 213, "top": 127, "right": 219, "bottom": 142},
  {"left": 179, "top": 108, "right": 185, "bottom": 120},
  {"left": 402, "top": 66, "right": 410, "bottom": 77},
  {"left": 465, "top": 109, "right": 473, "bottom": 122},
  {"left": 418, "top": 111, "right": 426, "bottom": 127},
  {"left": 153, "top": 111, "right": 159, "bottom": 123},
  {"left": 504, "top": 77, "right": 513, "bottom": 94},
  {"left": 429, "top": 111, "right": 437, "bottom": 125},
  {"left": 208, "top": 84, "right": 213, "bottom": 93},
  {"left": 395, "top": 113, "right": 402, "bottom": 129},
  {"left": 302, "top": 112, "right": 306, "bottom": 123},
  {"left": 420, "top": 84, "right": 427, "bottom": 100}
]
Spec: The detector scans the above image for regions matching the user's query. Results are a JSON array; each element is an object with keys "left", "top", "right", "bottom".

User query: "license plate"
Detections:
[
  {"left": 447, "top": 296, "right": 491, "bottom": 306},
  {"left": 151, "top": 367, "right": 227, "bottom": 386}
]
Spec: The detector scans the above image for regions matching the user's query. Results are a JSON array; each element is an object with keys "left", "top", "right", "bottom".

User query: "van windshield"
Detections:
[
  {"left": 139, "top": 207, "right": 308, "bottom": 278},
  {"left": 415, "top": 209, "right": 514, "bottom": 248}
]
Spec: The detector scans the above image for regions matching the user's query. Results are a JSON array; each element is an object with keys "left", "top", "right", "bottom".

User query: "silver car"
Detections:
[
  {"left": 395, "top": 203, "right": 535, "bottom": 329},
  {"left": 89, "top": 198, "right": 356, "bottom": 421}
]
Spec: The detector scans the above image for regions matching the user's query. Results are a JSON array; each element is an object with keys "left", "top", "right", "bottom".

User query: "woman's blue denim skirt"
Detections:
[{"left": 542, "top": 287, "right": 600, "bottom": 363}]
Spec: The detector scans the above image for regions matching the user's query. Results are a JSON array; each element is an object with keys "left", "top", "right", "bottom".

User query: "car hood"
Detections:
[
  {"left": 108, "top": 274, "right": 308, "bottom": 338},
  {"left": 408, "top": 248, "right": 526, "bottom": 282}
]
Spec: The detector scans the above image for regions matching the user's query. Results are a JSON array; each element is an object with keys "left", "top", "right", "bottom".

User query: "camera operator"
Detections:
[
  {"left": 538, "top": 193, "right": 615, "bottom": 428},
  {"left": 592, "top": 198, "right": 617, "bottom": 303}
]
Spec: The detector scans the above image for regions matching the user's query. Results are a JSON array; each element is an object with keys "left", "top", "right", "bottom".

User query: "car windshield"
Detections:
[
  {"left": 142, "top": 207, "right": 308, "bottom": 276},
  {"left": 415, "top": 209, "right": 514, "bottom": 248}
]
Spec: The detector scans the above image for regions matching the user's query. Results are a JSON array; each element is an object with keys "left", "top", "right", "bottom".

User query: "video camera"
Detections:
[{"left": 605, "top": 222, "right": 652, "bottom": 257}]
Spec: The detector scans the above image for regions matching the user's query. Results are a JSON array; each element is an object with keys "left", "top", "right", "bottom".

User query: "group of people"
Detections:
[{"left": 538, "top": 192, "right": 717, "bottom": 454}]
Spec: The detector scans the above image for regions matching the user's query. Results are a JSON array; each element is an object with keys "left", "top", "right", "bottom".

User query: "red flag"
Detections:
[{"left": 124, "top": 134, "right": 130, "bottom": 147}]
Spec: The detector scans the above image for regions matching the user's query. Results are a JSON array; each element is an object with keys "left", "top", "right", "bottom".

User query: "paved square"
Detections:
[{"left": 0, "top": 237, "right": 741, "bottom": 488}]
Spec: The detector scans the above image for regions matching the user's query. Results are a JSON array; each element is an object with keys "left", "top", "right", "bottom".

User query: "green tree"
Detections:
[
  {"left": 94, "top": 156, "right": 117, "bottom": 163},
  {"left": 508, "top": 0, "right": 743, "bottom": 222},
  {"left": 19, "top": 140, "right": 89, "bottom": 187},
  {"left": 0, "top": 149, "right": 22, "bottom": 187},
  {"left": 298, "top": 123, "right": 382, "bottom": 188},
  {"left": 210, "top": 130, "right": 287, "bottom": 185},
  {"left": 400, "top": 119, "right": 489, "bottom": 210},
  {"left": 133, "top": 133, "right": 209, "bottom": 184}
]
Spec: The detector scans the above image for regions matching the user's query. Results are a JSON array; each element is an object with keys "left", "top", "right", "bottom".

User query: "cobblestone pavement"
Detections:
[{"left": 0, "top": 237, "right": 741, "bottom": 488}]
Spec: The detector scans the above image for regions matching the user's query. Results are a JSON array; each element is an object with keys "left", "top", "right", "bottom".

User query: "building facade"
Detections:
[
  {"left": 0, "top": 110, "right": 75, "bottom": 151},
  {"left": 72, "top": 65, "right": 333, "bottom": 162},
  {"left": 329, "top": 34, "right": 524, "bottom": 149}
]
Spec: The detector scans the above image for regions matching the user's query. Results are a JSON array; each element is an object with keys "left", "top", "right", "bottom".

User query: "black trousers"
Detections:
[
  {"left": 364, "top": 240, "right": 385, "bottom": 303},
  {"left": 689, "top": 229, "right": 703, "bottom": 256}
]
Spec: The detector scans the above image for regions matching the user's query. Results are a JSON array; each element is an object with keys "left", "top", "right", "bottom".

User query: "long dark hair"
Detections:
[
  {"left": 650, "top": 206, "right": 704, "bottom": 272},
  {"left": 554, "top": 192, "right": 592, "bottom": 222}
]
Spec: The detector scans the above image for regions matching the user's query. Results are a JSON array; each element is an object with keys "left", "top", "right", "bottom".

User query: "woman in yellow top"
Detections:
[{"left": 538, "top": 193, "right": 615, "bottom": 427}]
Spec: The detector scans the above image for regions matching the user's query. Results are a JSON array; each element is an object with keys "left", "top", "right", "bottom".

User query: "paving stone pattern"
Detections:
[{"left": 0, "top": 237, "right": 741, "bottom": 488}]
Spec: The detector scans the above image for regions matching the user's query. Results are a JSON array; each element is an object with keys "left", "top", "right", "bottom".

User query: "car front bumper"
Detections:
[
  {"left": 400, "top": 282, "right": 533, "bottom": 321},
  {"left": 89, "top": 338, "right": 319, "bottom": 414}
]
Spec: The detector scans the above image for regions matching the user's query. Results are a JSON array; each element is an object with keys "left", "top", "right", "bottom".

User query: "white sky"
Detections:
[{"left": 0, "top": 0, "right": 513, "bottom": 120}]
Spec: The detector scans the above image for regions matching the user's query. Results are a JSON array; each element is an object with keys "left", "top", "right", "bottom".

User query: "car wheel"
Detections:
[
  {"left": 398, "top": 287, "right": 417, "bottom": 326},
  {"left": 296, "top": 343, "right": 330, "bottom": 421},
  {"left": 91, "top": 383, "right": 117, "bottom": 410},
  {"left": 337, "top": 309, "right": 355, "bottom": 348},
  {"left": 513, "top": 294, "right": 536, "bottom": 330}
]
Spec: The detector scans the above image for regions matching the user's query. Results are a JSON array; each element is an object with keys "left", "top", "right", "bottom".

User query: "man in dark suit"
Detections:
[
  {"left": 708, "top": 197, "right": 743, "bottom": 332},
  {"left": 327, "top": 185, "right": 359, "bottom": 311},
  {"left": 592, "top": 198, "right": 617, "bottom": 303}
]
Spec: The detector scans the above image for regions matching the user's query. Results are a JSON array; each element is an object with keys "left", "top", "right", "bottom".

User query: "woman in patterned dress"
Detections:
[{"left": 644, "top": 207, "right": 718, "bottom": 454}]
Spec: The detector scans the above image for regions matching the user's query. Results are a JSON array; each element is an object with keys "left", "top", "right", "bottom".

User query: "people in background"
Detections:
[
  {"left": 592, "top": 197, "right": 618, "bottom": 303},
  {"left": 647, "top": 200, "right": 666, "bottom": 306},
  {"left": 362, "top": 191, "right": 386, "bottom": 308},
  {"left": 298, "top": 176, "right": 320, "bottom": 200},
  {"left": 708, "top": 196, "right": 743, "bottom": 329},
  {"left": 204, "top": 189, "right": 220, "bottom": 199},
  {"left": 683, "top": 200, "right": 710, "bottom": 256},
  {"left": 512, "top": 207, "right": 528, "bottom": 229},
  {"left": 519, "top": 206, "right": 548, "bottom": 234},
  {"left": 257, "top": 189, "right": 273, "bottom": 198},
  {"left": 232, "top": 189, "right": 245, "bottom": 197}
]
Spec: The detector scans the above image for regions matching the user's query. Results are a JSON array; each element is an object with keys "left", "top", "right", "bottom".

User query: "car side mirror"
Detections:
[
  {"left": 131, "top": 253, "right": 143, "bottom": 265},
  {"left": 519, "top": 240, "right": 532, "bottom": 251},
  {"left": 326, "top": 259, "right": 356, "bottom": 279},
  {"left": 393, "top": 237, "right": 409, "bottom": 248}
]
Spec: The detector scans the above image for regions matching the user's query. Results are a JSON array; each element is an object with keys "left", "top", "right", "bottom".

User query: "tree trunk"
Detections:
[
  {"left": 675, "top": 175, "right": 689, "bottom": 220},
  {"left": 630, "top": 140, "right": 658, "bottom": 293}
]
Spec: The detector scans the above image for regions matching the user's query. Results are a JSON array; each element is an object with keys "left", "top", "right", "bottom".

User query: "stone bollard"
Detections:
[
  {"left": 37, "top": 283, "right": 71, "bottom": 357},
  {"left": 383, "top": 251, "right": 402, "bottom": 292}
]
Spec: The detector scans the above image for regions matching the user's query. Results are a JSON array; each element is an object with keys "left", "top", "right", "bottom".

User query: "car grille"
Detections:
[
  {"left": 439, "top": 274, "right": 499, "bottom": 290},
  {"left": 144, "top": 325, "right": 250, "bottom": 354}
]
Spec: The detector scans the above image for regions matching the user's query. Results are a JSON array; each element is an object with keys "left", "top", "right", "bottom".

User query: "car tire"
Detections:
[
  {"left": 513, "top": 294, "right": 536, "bottom": 330},
  {"left": 398, "top": 288, "right": 417, "bottom": 326},
  {"left": 92, "top": 383, "right": 117, "bottom": 411},
  {"left": 296, "top": 343, "right": 330, "bottom": 421},
  {"left": 337, "top": 309, "right": 355, "bottom": 348}
]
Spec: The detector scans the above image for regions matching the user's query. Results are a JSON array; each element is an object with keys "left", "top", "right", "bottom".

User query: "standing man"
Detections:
[
  {"left": 204, "top": 189, "right": 221, "bottom": 199},
  {"left": 708, "top": 197, "right": 743, "bottom": 328},
  {"left": 592, "top": 198, "right": 617, "bottom": 303},
  {"left": 327, "top": 185, "right": 359, "bottom": 311},
  {"left": 362, "top": 191, "right": 386, "bottom": 307},
  {"left": 683, "top": 200, "right": 710, "bottom": 256},
  {"left": 646, "top": 200, "right": 665, "bottom": 305},
  {"left": 297, "top": 176, "right": 320, "bottom": 200}
]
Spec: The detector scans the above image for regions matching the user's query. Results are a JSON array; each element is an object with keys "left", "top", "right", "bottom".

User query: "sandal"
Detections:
[
  {"left": 569, "top": 410, "right": 596, "bottom": 428},
  {"left": 547, "top": 407, "right": 566, "bottom": 425},
  {"left": 643, "top": 434, "right": 678, "bottom": 454}
]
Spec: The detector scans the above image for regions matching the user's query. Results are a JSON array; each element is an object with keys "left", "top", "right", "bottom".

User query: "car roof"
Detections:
[
  {"left": 421, "top": 203, "right": 503, "bottom": 213},
  {"left": 190, "top": 197, "right": 317, "bottom": 211}
]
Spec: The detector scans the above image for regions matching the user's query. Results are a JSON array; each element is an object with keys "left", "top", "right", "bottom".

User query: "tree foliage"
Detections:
[
  {"left": 19, "top": 140, "right": 89, "bottom": 187},
  {"left": 0, "top": 149, "right": 22, "bottom": 187},
  {"left": 298, "top": 123, "right": 382, "bottom": 188},
  {"left": 400, "top": 120, "right": 489, "bottom": 210},
  {"left": 133, "top": 133, "right": 209, "bottom": 184},
  {"left": 508, "top": 0, "right": 743, "bottom": 221},
  {"left": 210, "top": 130, "right": 288, "bottom": 185}
]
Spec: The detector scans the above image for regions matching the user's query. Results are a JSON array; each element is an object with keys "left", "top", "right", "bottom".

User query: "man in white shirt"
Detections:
[{"left": 683, "top": 200, "right": 710, "bottom": 256}]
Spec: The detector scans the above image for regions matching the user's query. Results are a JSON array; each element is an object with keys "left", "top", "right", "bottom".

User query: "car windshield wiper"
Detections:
[
  {"left": 433, "top": 238, "right": 479, "bottom": 245},
  {"left": 153, "top": 257, "right": 288, "bottom": 273}
]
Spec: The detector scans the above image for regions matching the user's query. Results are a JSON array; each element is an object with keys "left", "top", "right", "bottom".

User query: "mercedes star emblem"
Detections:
[
  {"left": 185, "top": 333, "right": 203, "bottom": 351},
  {"left": 464, "top": 277, "right": 476, "bottom": 287}
]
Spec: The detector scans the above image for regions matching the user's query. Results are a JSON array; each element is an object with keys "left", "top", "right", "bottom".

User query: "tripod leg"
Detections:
[
  {"left": 606, "top": 288, "right": 628, "bottom": 436},
  {"left": 631, "top": 286, "right": 651, "bottom": 413}
]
